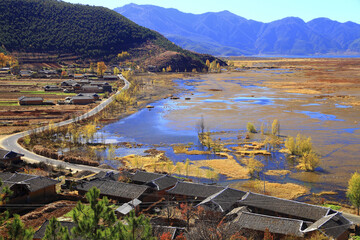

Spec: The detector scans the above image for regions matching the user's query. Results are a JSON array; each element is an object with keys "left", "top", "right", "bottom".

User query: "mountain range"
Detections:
[{"left": 115, "top": 4, "right": 360, "bottom": 56}]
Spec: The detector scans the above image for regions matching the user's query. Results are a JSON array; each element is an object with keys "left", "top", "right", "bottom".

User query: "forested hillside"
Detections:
[{"left": 0, "top": 0, "right": 221, "bottom": 70}]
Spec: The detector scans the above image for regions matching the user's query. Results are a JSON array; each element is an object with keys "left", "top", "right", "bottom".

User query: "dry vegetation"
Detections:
[{"left": 231, "top": 180, "right": 310, "bottom": 200}]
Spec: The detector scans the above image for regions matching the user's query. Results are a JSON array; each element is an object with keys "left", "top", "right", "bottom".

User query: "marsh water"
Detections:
[{"left": 97, "top": 69, "right": 360, "bottom": 195}]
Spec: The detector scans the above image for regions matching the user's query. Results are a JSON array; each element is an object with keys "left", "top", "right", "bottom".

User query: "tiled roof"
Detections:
[
  {"left": 235, "top": 211, "right": 307, "bottom": 237},
  {"left": 0, "top": 149, "right": 23, "bottom": 159},
  {"left": 131, "top": 171, "right": 165, "bottom": 183},
  {"left": 33, "top": 220, "right": 83, "bottom": 240},
  {"left": 18, "top": 96, "right": 44, "bottom": 101},
  {"left": 238, "top": 192, "right": 331, "bottom": 221},
  {"left": 304, "top": 212, "right": 352, "bottom": 239},
  {"left": 116, "top": 199, "right": 142, "bottom": 215},
  {"left": 150, "top": 176, "right": 178, "bottom": 191},
  {"left": 197, "top": 187, "right": 246, "bottom": 212},
  {"left": 75, "top": 178, "right": 149, "bottom": 200},
  {"left": 0, "top": 172, "right": 58, "bottom": 192},
  {"left": 166, "top": 182, "right": 225, "bottom": 199}
]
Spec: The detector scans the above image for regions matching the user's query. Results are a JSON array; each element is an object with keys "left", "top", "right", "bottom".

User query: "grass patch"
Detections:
[
  {"left": 322, "top": 204, "right": 341, "bottom": 211},
  {"left": 0, "top": 101, "right": 18, "bottom": 106},
  {"left": 20, "top": 90, "right": 76, "bottom": 96},
  {"left": 231, "top": 180, "right": 309, "bottom": 200},
  {"left": 264, "top": 170, "right": 291, "bottom": 176},
  {"left": 194, "top": 153, "right": 250, "bottom": 180}
]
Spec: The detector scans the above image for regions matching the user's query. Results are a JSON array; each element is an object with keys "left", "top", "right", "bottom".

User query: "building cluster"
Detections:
[
  {"left": 18, "top": 75, "right": 118, "bottom": 106},
  {"left": 0, "top": 149, "right": 353, "bottom": 239}
]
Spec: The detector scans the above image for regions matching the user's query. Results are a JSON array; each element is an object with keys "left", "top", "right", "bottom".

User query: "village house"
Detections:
[
  {"left": 79, "top": 85, "right": 103, "bottom": 93},
  {"left": 102, "top": 75, "right": 118, "bottom": 81},
  {"left": 74, "top": 178, "right": 152, "bottom": 203},
  {"left": 115, "top": 198, "right": 142, "bottom": 217},
  {"left": 90, "top": 81, "right": 112, "bottom": 93},
  {"left": 231, "top": 192, "right": 352, "bottom": 239},
  {"left": 166, "top": 181, "right": 225, "bottom": 203},
  {"left": 61, "top": 79, "right": 77, "bottom": 87},
  {"left": 0, "top": 149, "right": 23, "bottom": 166},
  {"left": 0, "top": 172, "right": 59, "bottom": 203},
  {"left": 43, "top": 85, "right": 62, "bottom": 91},
  {"left": 18, "top": 96, "right": 44, "bottom": 105},
  {"left": 130, "top": 171, "right": 178, "bottom": 199},
  {"left": 76, "top": 93, "right": 100, "bottom": 101},
  {"left": 196, "top": 187, "right": 246, "bottom": 213},
  {"left": 19, "top": 70, "right": 33, "bottom": 78},
  {"left": 69, "top": 95, "right": 95, "bottom": 105}
]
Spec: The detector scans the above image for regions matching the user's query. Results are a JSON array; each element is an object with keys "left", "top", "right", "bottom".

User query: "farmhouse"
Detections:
[
  {"left": 80, "top": 85, "right": 103, "bottom": 93},
  {"left": 102, "top": 75, "right": 118, "bottom": 81},
  {"left": 0, "top": 172, "right": 59, "bottom": 203},
  {"left": 166, "top": 181, "right": 225, "bottom": 202},
  {"left": 0, "top": 149, "right": 23, "bottom": 165},
  {"left": 70, "top": 96, "right": 95, "bottom": 105},
  {"left": 18, "top": 96, "right": 44, "bottom": 105},
  {"left": 76, "top": 93, "right": 100, "bottom": 101},
  {"left": 44, "top": 85, "right": 62, "bottom": 91},
  {"left": 196, "top": 187, "right": 246, "bottom": 213},
  {"left": 74, "top": 178, "right": 151, "bottom": 203}
]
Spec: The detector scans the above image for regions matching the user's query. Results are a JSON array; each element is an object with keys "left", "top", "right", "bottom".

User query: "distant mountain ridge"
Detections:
[{"left": 115, "top": 4, "right": 360, "bottom": 56}]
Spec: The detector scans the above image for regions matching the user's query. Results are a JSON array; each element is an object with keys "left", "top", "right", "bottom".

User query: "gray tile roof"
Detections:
[
  {"left": 197, "top": 187, "right": 246, "bottom": 212},
  {"left": 33, "top": 220, "right": 83, "bottom": 240},
  {"left": 304, "top": 212, "right": 352, "bottom": 239},
  {"left": 0, "top": 149, "right": 23, "bottom": 159},
  {"left": 235, "top": 211, "right": 307, "bottom": 237},
  {"left": 116, "top": 199, "right": 142, "bottom": 215},
  {"left": 131, "top": 171, "right": 165, "bottom": 183},
  {"left": 0, "top": 172, "right": 59, "bottom": 192},
  {"left": 149, "top": 176, "right": 178, "bottom": 191},
  {"left": 75, "top": 178, "right": 149, "bottom": 200},
  {"left": 18, "top": 96, "right": 44, "bottom": 101},
  {"left": 166, "top": 182, "right": 225, "bottom": 199},
  {"left": 238, "top": 192, "right": 330, "bottom": 221}
]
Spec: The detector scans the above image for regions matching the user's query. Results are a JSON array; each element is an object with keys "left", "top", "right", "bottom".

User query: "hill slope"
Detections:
[
  {"left": 115, "top": 4, "right": 360, "bottom": 56},
  {"left": 0, "top": 0, "right": 221, "bottom": 70}
]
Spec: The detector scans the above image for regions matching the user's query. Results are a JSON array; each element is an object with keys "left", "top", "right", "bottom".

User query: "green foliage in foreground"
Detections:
[{"left": 71, "top": 187, "right": 155, "bottom": 240}]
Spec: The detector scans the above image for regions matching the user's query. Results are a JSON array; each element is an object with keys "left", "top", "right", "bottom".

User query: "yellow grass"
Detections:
[
  {"left": 172, "top": 145, "right": 210, "bottom": 155},
  {"left": 264, "top": 170, "right": 291, "bottom": 176},
  {"left": 312, "top": 191, "right": 338, "bottom": 197},
  {"left": 193, "top": 153, "right": 250, "bottom": 180},
  {"left": 231, "top": 180, "right": 309, "bottom": 200},
  {"left": 284, "top": 89, "right": 321, "bottom": 95},
  {"left": 119, "top": 154, "right": 216, "bottom": 179}
]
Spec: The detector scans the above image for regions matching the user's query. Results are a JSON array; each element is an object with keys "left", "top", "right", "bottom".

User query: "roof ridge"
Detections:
[
  {"left": 241, "top": 210, "right": 306, "bottom": 224},
  {"left": 303, "top": 212, "right": 340, "bottom": 232},
  {"left": 242, "top": 191, "right": 331, "bottom": 211}
]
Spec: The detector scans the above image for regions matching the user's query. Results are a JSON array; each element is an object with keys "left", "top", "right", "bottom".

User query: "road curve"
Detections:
[{"left": 0, "top": 75, "right": 130, "bottom": 172}]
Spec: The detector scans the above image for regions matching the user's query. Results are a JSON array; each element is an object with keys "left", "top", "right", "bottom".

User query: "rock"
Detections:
[{"left": 146, "top": 105, "right": 154, "bottom": 108}]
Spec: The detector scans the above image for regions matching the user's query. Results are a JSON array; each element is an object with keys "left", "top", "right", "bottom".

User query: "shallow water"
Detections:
[{"left": 98, "top": 71, "right": 360, "bottom": 194}]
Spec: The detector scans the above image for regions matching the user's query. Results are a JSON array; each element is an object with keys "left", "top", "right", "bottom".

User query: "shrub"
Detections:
[
  {"left": 297, "top": 151, "right": 320, "bottom": 171},
  {"left": 246, "top": 122, "right": 257, "bottom": 133},
  {"left": 285, "top": 134, "right": 313, "bottom": 156}
]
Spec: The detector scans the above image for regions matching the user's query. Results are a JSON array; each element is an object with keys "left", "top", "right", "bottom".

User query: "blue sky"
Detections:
[{"left": 64, "top": 0, "right": 360, "bottom": 23}]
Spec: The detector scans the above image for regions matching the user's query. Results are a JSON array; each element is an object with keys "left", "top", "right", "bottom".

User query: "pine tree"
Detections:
[
  {"left": 42, "top": 217, "right": 70, "bottom": 240},
  {"left": 5, "top": 214, "right": 34, "bottom": 240},
  {"left": 121, "top": 211, "right": 155, "bottom": 240},
  {"left": 71, "top": 187, "right": 117, "bottom": 240}
]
